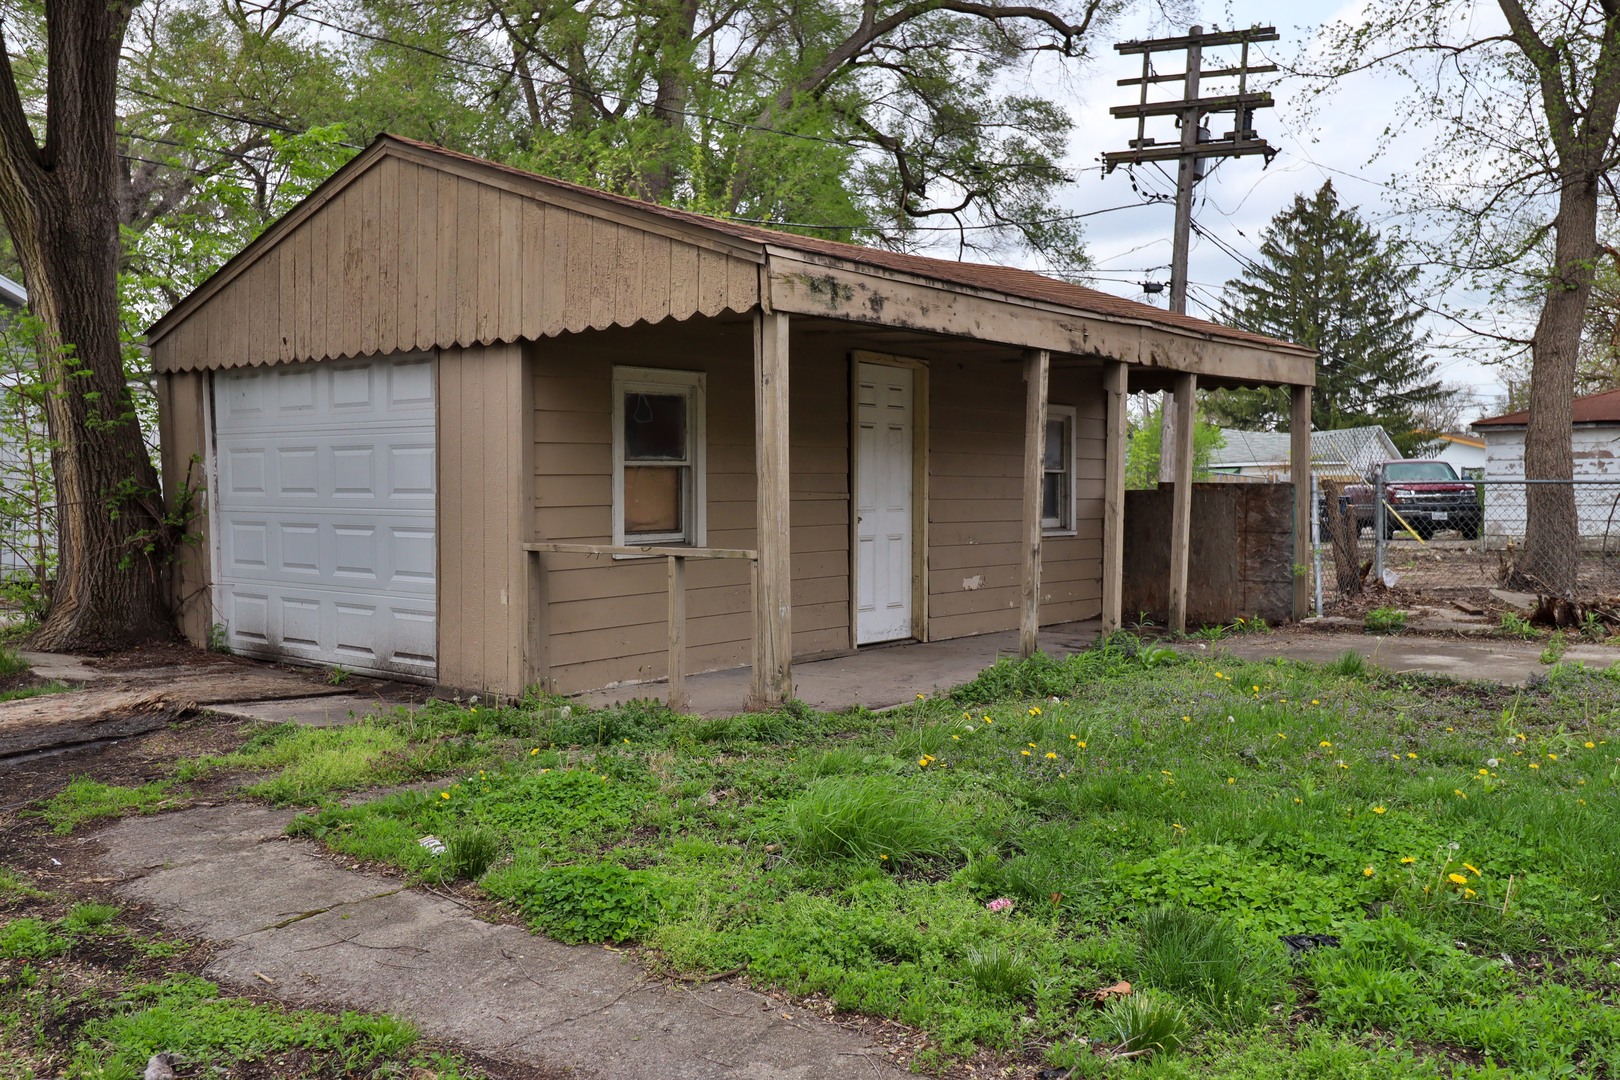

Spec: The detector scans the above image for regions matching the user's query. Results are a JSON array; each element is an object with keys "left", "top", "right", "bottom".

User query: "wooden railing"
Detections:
[{"left": 522, "top": 542, "right": 758, "bottom": 711}]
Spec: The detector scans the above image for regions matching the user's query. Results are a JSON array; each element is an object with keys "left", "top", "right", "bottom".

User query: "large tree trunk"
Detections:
[
  {"left": 639, "top": 0, "right": 701, "bottom": 204},
  {"left": 0, "top": 1, "right": 172, "bottom": 650},
  {"left": 1517, "top": 179, "right": 1601, "bottom": 596}
]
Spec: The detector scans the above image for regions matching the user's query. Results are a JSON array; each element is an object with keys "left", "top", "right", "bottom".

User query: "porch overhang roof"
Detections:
[{"left": 146, "top": 133, "right": 1316, "bottom": 389}]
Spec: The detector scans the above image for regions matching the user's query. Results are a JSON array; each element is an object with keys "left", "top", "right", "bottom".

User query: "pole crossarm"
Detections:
[
  {"left": 1115, "top": 26, "right": 1279, "bottom": 54},
  {"left": 1108, "top": 91, "right": 1272, "bottom": 119}
]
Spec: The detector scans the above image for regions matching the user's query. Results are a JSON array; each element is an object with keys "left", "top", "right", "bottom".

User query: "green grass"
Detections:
[
  {"left": 1364, "top": 606, "right": 1408, "bottom": 634},
  {"left": 0, "top": 679, "right": 73, "bottom": 703},
  {"left": 0, "top": 643, "right": 25, "bottom": 677},
  {"left": 0, "top": 875, "right": 487, "bottom": 1078},
  {"left": 40, "top": 779, "right": 176, "bottom": 834},
  {"left": 242, "top": 641, "right": 1620, "bottom": 1073}
]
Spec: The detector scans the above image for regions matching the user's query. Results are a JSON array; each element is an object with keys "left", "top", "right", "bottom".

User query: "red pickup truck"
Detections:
[{"left": 1343, "top": 460, "right": 1482, "bottom": 540}]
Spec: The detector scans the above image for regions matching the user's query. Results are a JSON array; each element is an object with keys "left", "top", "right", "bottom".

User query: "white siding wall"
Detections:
[{"left": 1481, "top": 425, "right": 1620, "bottom": 538}]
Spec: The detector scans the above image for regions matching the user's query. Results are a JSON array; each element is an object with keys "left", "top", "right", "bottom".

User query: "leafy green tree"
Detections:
[
  {"left": 1203, "top": 182, "right": 1443, "bottom": 455},
  {"left": 1125, "top": 405, "right": 1226, "bottom": 490}
]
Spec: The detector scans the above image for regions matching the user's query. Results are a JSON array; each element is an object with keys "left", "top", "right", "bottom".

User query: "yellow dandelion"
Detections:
[
  {"left": 880, "top": 854, "right": 889, "bottom": 861},
  {"left": 1463, "top": 862, "right": 1481, "bottom": 876},
  {"left": 1478, "top": 768, "right": 1490, "bottom": 776},
  {"left": 1407, "top": 753, "right": 1417, "bottom": 759},
  {"left": 1400, "top": 856, "right": 1416, "bottom": 865},
  {"left": 1373, "top": 806, "right": 1387, "bottom": 814},
  {"left": 984, "top": 716, "right": 994, "bottom": 725},
  {"left": 1585, "top": 741, "right": 1597, "bottom": 749},
  {"left": 1021, "top": 750, "right": 1032, "bottom": 757},
  {"left": 1029, "top": 706, "right": 1042, "bottom": 716},
  {"left": 1293, "top": 797, "right": 1302, "bottom": 804},
  {"left": 529, "top": 748, "right": 540, "bottom": 756},
  {"left": 952, "top": 734, "right": 961, "bottom": 741},
  {"left": 1548, "top": 753, "right": 1558, "bottom": 761},
  {"left": 1363, "top": 866, "right": 1375, "bottom": 878},
  {"left": 1070, "top": 733, "right": 1078, "bottom": 740},
  {"left": 1078, "top": 740, "right": 1088, "bottom": 749},
  {"left": 1446, "top": 727, "right": 1455, "bottom": 732},
  {"left": 1391, "top": 754, "right": 1401, "bottom": 761},
  {"left": 1530, "top": 763, "right": 1541, "bottom": 770},
  {"left": 1028, "top": 742, "right": 1038, "bottom": 748},
  {"left": 1448, "top": 873, "right": 1468, "bottom": 885},
  {"left": 1578, "top": 798, "right": 1588, "bottom": 805},
  {"left": 1320, "top": 740, "right": 1333, "bottom": 748},
  {"left": 439, "top": 791, "right": 451, "bottom": 800},
  {"left": 1464, "top": 888, "right": 1477, "bottom": 898},
  {"left": 919, "top": 757, "right": 931, "bottom": 767},
  {"left": 1454, "top": 789, "right": 1467, "bottom": 798},
  {"left": 1338, "top": 761, "right": 1350, "bottom": 770},
  {"left": 1045, "top": 751, "right": 1059, "bottom": 760},
  {"left": 1278, "top": 732, "right": 1288, "bottom": 739},
  {"left": 1171, "top": 823, "right": 1185, "bottom": 832},
  {"left": 1182, "top": 715, "right": 1192, "bottom": 723},
  {"left": 1311, "top": 699, "right": 1321, "bottom": 705},
  {"left": 1253, "top": 685, "right": 1261, "bottom": 692},
  {"left": 1227, "top": 777, "right": 1236, "bottom": 785}
]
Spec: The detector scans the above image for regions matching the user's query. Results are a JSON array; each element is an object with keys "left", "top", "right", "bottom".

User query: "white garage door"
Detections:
[{"left": 211, "top": 354, "right": 437, "bottom": 679}]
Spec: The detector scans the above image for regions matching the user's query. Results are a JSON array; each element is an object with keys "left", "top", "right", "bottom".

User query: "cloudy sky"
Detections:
[{"left": 1045, "top": 0, "right": 1512, "bottom": 421}]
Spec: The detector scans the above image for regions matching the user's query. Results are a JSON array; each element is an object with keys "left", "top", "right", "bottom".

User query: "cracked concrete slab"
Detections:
[
  {"left": 93, "top": 805, "right": 907, "bottom": 1079},
  {"left": 1213, "top": 632, "right": 1617, "bottom": 685}
]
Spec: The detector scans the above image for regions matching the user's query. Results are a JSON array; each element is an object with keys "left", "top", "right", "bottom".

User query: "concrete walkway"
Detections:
[
  {"left": 1214, "top": 632, "right": 1617, "bottom": 685},
  {"left": 94, "top": 805, "right": 908, "bottom": 1080},
  {"left": 576, "top": 621, "right": 1103, "bottom": 715}
]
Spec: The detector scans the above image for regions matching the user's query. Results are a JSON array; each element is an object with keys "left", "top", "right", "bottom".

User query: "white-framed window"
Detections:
[
  {"left": 1042, "top": 405, "right": 1077, "bottom": 534},
  {"left": 612, "top": 366, "right": 706, "bottom": 546}
]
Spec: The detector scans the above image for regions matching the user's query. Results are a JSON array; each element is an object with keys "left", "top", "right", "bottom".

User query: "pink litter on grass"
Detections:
[{"left": 986, "top": 898, "right": 1015, "bottom": 912}]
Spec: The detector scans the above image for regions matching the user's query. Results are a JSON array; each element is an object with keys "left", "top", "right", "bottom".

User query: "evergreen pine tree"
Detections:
[{"left": 1205, "top": 182, "right": 1445, "bottom": 454}]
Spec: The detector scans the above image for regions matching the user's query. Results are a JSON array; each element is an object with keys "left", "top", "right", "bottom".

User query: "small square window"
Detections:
[
  {"left": 613, "top": 368, "right": 705, "bottom": 546},
  {"left": 1042, "top": 406, "right": 1076, "bottom": 534}
]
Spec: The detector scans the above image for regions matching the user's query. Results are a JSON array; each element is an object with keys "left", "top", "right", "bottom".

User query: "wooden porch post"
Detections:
[
  {"left": 1167, "top": 372, "right": 1197, "bottom": 634},
  {"left": 1290, "top": 384, "right": 1313, "bottom": 620},
  {"left": 1101, "top": 361, "right": 1128, "bottom": 633},
  {"left": 753, "top": 310, "right": 793, "bottom": 705},
  {"left": 1020, "top": 348, "right": 1050, "bottom": 657}
]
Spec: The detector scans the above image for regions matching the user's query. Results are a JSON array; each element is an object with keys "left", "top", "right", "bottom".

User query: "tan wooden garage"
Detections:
[{"left": 152, "top": 134, "right": 1316, "bottom": 704}]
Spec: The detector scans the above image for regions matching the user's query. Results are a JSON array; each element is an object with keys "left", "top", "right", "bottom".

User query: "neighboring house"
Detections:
[
  {"left": 1472, "top": 388, "right": 1620, "bottom": 538},
  {"left": 151, "top": 134, "right": 1315, "bottom": 703},
  {"left": 1206, "top": 425, "right": 1401, "bottom": 482},
  {"left": 1431, "top": 432, "right": 1486, "bottom": 478},
  {"left": 0, "top": 272, "right": 50, "bottom": 580}
]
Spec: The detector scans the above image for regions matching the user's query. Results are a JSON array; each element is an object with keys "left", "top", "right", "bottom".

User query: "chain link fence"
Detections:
[{"left": 1309, "top": 477, "right": 1620, "bottom": 611}]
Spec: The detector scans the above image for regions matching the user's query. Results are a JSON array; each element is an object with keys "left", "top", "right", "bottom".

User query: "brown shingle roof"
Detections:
[
  {"left": 385, "top": 135, "right": 1308, "bottom": 356},
  {"left": 1473, "top": 386, "right": 1620, "bottom": 428}
]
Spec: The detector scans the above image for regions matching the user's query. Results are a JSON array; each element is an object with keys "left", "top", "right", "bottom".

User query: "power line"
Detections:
[
  {"left": 120, "top": 84, "right": 365, "bottom": 149},
  {"left": 729, "top": 200, "right": 1164, "bottom": 234}
]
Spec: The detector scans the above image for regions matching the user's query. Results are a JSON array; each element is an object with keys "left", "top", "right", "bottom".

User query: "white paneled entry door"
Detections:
[
  {"left": 210, "top": 354, "right": 438, "bottom": 679},
  {"left": 856, "top": 361, "right": 915, "bottom": 644}
]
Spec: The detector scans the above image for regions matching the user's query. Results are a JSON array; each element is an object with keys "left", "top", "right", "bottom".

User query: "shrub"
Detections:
[{"left": 786, "top": 776, "right": 963, "bottom": 864}]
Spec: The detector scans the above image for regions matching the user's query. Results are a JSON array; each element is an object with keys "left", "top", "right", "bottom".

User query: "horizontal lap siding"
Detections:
[
  {"left": 151, "top": 153, "right": 762, "bottom": 374},
  {"left": 925, "top": 359, "right": 1103, "bottom": 639},
  {"left": 532, "top": 320, "right": 850, "bottom": 695}
]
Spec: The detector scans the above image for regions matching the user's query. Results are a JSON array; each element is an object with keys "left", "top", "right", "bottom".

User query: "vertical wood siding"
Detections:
[
  {"left": 437, "top": 343, "right": 533, "bottom": 696},
  {"left": 531, "top": 320, "right": 850, "bottom": 695},
  {"left": 926, "top": 357, "right": 1103, "bottom": 640},
  {"left": 156, "top": 370, "right": 214, "bottom": 645},
  {"left": 150, "top": 155, "right": 762, "bottom": 375}
]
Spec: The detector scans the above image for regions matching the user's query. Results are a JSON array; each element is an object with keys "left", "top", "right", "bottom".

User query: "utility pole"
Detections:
[
  {"left": 1107, "top": 24, "right": 1278, "bottom": 312},
  {"left": 1105, "top": 25, "right": 1279, "bottom": 479}
]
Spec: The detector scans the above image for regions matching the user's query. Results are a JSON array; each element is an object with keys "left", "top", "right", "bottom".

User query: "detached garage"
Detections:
[{"left": 153, "top": 134, "right": 1315, "bottom": 705}]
